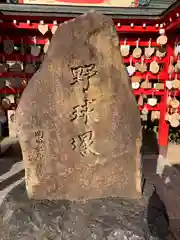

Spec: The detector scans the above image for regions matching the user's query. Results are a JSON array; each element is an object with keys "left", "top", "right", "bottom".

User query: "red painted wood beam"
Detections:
[
  {"left": 120, "top": 39, "right": 160, "bottom": 47},
  {"left": 0, "top": 14, "right": 158, "bottom": 25},
  {"left": 0, "top": 22, "right": 160, "bottom": 33},
  {"left": 161, "top": 5, "right": 180, "bottom": 31},
  {"left": 0, "top": 53, "right": 168, "bottom": 63},
  {"left": 123, "top": 56, "right": 167, "bottom": 64},
  {"left": 138, "top": 104, "right": 160, "bottom": 111},
  {"left": 161, "top": 6, "right": 180, "bottom": 22},
  {"left": 0, "top": 36, "right": 161, "bottom": 47},
  {"left": 133, "top": 89, "right": 164, "bottom": 96},
  {"left": 166, "top": 17, "right": 180, "bottom": 31},
  {"left": 115, "top": 25, "right": 159, "bottom": 33}
]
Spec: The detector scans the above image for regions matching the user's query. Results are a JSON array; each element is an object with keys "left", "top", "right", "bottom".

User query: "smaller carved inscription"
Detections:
[
  {"left": 70, "top": 99, "right": 96, "bottom": 124},
  {"left": 71, "top": 131, "right": 98, "bottom": 156},
  {"left": 34, "top": 130, "right": 45, "bottom": 160},
  {"left": 35, "top": 130, "right": 44, "bottom": 144},
  {"left": 35, "top": 145, "right": 44, "bottom": 160},
  {"left": 70, "top": 64, "right": 97, "bottom": 91}
]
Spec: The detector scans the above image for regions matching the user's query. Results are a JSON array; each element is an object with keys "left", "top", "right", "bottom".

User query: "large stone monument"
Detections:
[{"left": 16, "top": 11, "right": 142, "bottom": 200}]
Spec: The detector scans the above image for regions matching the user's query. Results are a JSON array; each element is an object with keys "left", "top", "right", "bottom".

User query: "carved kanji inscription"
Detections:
[
  {"left": 70, "top": 99, "right": 96, "bottom": 124},
  {"left": 71, "top": 130, "right": 99, "bottom": 156},
  {"left": 70, "top": 64, "right": 98, "bottom": 91},
  {"left": 34, "top": 130, "right": 44, "bottom": 144}
]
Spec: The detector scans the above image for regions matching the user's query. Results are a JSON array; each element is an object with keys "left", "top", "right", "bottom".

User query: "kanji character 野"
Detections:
[{"left": 70, "top": 64, "right": 98, "bottom": 91}]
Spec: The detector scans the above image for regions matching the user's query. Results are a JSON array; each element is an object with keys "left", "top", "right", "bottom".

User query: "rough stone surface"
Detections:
[
  {"left": 0, "top": 182, "right": 173, "bottom": 240},
  {"left": 152, "top": 165, "right": 180, "bottom": 240},
  {"left": 15, "top": 11, "right": 141, "bottom": 200}
]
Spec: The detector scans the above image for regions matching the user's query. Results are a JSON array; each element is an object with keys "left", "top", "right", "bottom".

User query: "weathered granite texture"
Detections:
[
  {"left": 15, "top": 11, "right": 141, "bottom": 200},
  {"left": 152, "top": 165, "right": 180, "bottom": 240},
  {"left": 0, "top": 182, "right": 173, "bottom": 240}
]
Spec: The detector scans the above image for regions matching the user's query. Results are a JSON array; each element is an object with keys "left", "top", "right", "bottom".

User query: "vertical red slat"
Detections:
[{"left": 158, "top": 40, "right": 172, "bottom": 146}]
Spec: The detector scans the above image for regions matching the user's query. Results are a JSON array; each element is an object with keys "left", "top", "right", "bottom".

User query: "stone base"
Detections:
[
  {"left": 166, "top": 144, "right": 180, "bottom": 165},
  {"left": 0, "top": 181, "right": 173, "bottom": 240},
  {"left": 153, "top": 144, "right": 180, "bottom": 166},
  {"left": 155, "top": 145, "right": 180, "bottom": 175},
  {"left": 0, "top": 137, "right": 18, "bottom": 156}
]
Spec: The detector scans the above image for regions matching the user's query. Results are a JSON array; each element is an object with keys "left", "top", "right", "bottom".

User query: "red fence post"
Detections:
[{"left": 158, "top": 38, "right": 173, "bottom": 151}]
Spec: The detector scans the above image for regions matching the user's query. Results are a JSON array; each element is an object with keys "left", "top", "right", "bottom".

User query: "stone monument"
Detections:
[{"left": 16, "top": 11, "right": 142, "bottom": 200}]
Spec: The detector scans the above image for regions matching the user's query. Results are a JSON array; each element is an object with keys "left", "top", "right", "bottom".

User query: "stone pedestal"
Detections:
[{"left": 0, "top": 182, "right": 172, "bottom": 240}]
